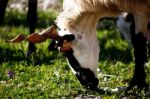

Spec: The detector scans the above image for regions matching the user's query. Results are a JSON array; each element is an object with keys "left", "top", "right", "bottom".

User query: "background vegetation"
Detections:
[{"left": 0, "top": 9, "right": 150, "bottom": 98}]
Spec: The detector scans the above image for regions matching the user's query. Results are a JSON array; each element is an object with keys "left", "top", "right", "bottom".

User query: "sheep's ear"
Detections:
[{"left": 6, "top": 25, "right": 62, "bottom": 43}]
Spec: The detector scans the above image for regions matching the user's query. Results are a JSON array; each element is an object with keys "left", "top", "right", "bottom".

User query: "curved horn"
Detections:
[
  {"left": 6, "top": 25, "right": 62, "bottom": 43},
  {"left": 6, "top": 34, "right": 26, "bottom": 43},
  {"left": 26, "top": 25, "right": 60, "bottom": 43}
]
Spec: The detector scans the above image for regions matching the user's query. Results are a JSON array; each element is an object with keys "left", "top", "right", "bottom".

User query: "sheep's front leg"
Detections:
[
  {"left": 27, "top": 0, "right": 37, "bottom": 57},
  {"left": 0, "top": 0, "right": 8, "bottom": 25},
  {"left": 126, "top": 16, "right": 149, "bottom": 93}
]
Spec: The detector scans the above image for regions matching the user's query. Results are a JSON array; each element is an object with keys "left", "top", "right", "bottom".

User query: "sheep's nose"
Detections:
[{"left": 75, "top": 68, "right": 99, "bottom": 90}]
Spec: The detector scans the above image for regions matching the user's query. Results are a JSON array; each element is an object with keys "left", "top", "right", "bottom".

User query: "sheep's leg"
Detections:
[
  {"left": 126, "top": 16, "right": 149, "bottom": 93},
  {"left": 129, "top": 33, "right": 148, "bottom": 91},
  {"left": 27, "top": 0, "right": 37, "bottom": 57},
  {"left": 0, "top": 0, "right": 8, "bottom": 25},
  {"left": 147, "top": 23, "right": 150, "bottom": 57}
]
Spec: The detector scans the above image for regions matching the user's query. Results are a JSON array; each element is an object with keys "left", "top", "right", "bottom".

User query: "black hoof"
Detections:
[
  {"left": 76, "top": 68, "right": 99, "bottom": 90},
  {"left": 125, "top": 79, "right": 149, "bottom": 95}
]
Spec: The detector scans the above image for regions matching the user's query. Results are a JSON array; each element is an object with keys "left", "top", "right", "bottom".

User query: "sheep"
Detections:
[
  {"left": 116, "top": 13, "right": 133, "bottom": 48},
  {"left": 97, "top": 13, "right": 133, "bottom": 48},
  {"left": 117, "top": 13, "right": 150, "bottom": 48},
  {"left": 8, "top": 0, "right": 150, "bottom": 92},
  {"left": 55, "top": 0, "right": 150, "bottom": 91}
]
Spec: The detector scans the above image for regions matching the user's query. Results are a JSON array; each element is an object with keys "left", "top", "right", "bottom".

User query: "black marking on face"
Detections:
[
  {"left": 64, "top": 49, "right": 81, "bottom": 70},
  {"left": 76, "top": 68, "right": 99, "bottom": 90},
  {"left": 57, "top": 34, "right": 75, "bottom": 47},
  {"left": 65, "top": 49, "right": 99, "bottom": 90},
  {"left": 48, "top": 34, "right": 75, "bottom": 51},
  {"left": 62, "top": 34, "right": 75, "bottom": 41}
]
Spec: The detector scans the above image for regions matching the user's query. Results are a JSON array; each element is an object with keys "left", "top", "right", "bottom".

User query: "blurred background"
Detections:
[{"left": 7, "top": 0, "right": 62, "bottom": 11}]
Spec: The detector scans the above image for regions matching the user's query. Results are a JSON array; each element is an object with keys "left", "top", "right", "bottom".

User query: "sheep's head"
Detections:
[
  {"left": 7, "top": 24, "right": 99, "bottom": 90},
  {"left": 55, "top": 25, "right": 99, "bottom": 90}
]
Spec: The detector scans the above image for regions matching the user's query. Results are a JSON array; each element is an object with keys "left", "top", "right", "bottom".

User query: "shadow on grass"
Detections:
[
  {"left": 0, "top": 46, "right": 25, "bottom": 63},
  {"left": 0, "top": 9, "right": 59, "bottom": 66},
  {"left": 99, "top": 46, "right": 133, "bottom": 63},
  {"left": 98, "top": 28, "right": 133, "bottom": 63},
  {"left": 0, "top": 45, "right": 59, "bottom": 66}
]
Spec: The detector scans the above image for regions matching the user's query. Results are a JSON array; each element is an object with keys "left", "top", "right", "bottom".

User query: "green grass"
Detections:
[{"left": 0, "top": 10, "right": 150, "bottom": 98}]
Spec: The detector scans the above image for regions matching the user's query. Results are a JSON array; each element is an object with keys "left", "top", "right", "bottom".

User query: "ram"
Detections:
[{"left": 9, "top": 0, "right": 150, "bottom": 93}]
